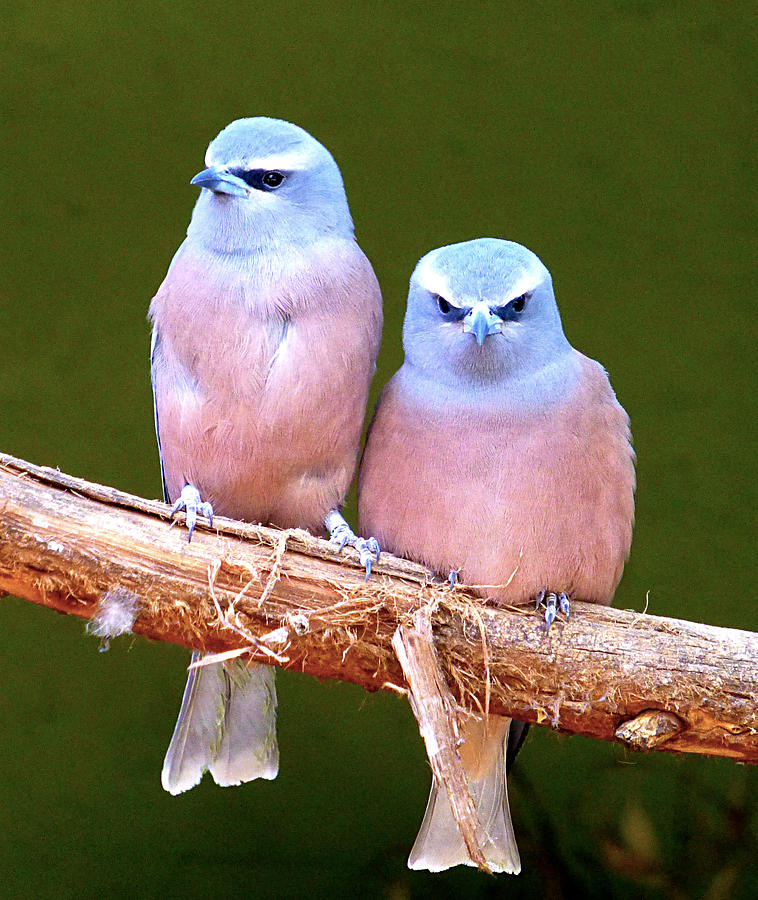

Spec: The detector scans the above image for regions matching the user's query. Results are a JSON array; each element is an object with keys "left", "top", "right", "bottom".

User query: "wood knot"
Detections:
[{"left": 615, "top": 709, "right": 684, "bottom": 750}]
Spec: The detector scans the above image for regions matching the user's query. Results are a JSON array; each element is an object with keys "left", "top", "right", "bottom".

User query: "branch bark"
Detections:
[
  {"left": 1, "top": 451, "right": 756, "bottom": 763},
  {"left": 394, "top": 610, "right": 490, "bottom": 871}
]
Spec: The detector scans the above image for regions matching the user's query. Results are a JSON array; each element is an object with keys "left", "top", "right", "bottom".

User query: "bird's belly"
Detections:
[
  {"left": 361, "top": 413, "right": 629, "bottom": 605},
  {"left": 156, "top": 361, "right": 360, "bottom": 531}
]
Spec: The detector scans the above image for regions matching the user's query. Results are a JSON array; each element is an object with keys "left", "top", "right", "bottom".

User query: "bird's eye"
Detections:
[
  {"left": 262, "top": 171, "right": 285, "bottom": 188},
  {"left": 433, "top": 294, "right": 466, "bottom": 322},
  {"left": 491, "top": 293, "right": 531, "bottom": 321}
]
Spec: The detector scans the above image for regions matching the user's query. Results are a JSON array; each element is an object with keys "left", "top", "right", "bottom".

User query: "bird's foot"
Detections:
[
  {"left": 325, "top": 510, "right": 380, "bottom": 580},
  {"left": 535, "top": 590, "right": 570, "bottom": 632},
  {"left": 448, "top": 570, "right": 460, "bottom": 589},
  {"left": 170, "top": 484, "right": 214, "bottom": 542}
]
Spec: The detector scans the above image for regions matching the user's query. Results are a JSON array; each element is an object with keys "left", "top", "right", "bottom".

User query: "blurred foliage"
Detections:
[{"left": 0, "top": 1, "right": 755, "bottom": 897}]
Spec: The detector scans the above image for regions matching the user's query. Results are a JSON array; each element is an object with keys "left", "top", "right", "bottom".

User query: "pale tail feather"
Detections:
[
  {"left": 161, "top": 651, "right": 227, "bottom": 795},
  {"left": 408, "top": 714, "right": 521, "bottom": 874},
  {"left": 209, "top": 661, "right": 279, "bottom": 786},
  {"left": 161, "top": 654, "right": 278, "bottom": 795}
]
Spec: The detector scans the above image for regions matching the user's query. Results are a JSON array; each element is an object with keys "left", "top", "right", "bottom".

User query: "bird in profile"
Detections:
[
  {"left": 359, "top": 238, "right": 635, "bottom": 872},
  {"left": 150, "top": 117, "right": 383, "bottom": 795}
]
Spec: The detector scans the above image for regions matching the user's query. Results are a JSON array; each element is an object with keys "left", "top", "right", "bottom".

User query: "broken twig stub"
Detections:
[{"left": 393, "top": 609, "right": 490, "bottom": 873}]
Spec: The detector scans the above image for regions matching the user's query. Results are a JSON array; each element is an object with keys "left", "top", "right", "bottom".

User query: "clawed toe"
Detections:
[
  {"left": 364, "top": 536, "right": 381, "bottom": 566},
  {"left": 325, "top": 511, "right": 380, "bottom": 580},
  {"left": 331, "top": 527, "right": 350, "bottom": 553},
  {"left": 327, "top": 522, "right": 351, "bottom": 552},
  {"left": 535, "top": 590, "right": 570, "bottom": 632},
  {"left": 355, "top": 536, "right": 381, "bottom": 579},
  {"left": 170, "top": 484, "right": 214, "bottom": 541}
]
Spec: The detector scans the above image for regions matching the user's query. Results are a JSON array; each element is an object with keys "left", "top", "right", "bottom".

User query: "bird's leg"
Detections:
[
  {"left": 448, "top": 570, "right": 460, "bottom": 589},
  {"left": 325, "top": 510, "right": 380, "bottom": 580},
  {"left": 170, "top": 484, "right": 214, "bottom": 542},
  {"left": 535, "top": 590, "right": 571, "bottom": 631}
]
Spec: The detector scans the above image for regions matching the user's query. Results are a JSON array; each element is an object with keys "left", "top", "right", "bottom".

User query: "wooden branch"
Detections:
[
  {"left": 1, "top": 451, "right": 757, "bottom": 764},
  {"left": 394, "top": 610, "right": 490, "bottom": 872}
]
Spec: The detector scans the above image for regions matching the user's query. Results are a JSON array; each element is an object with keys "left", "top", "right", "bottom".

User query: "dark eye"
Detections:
[
  {"left": 262, "top": 171, "right": 285, "bottom": 188},
  {"left": 433, "top": 294, "right": 466, "bottom": 322},
  {"left": 491, "top": 292, "right": 531, "bottom": 321}
]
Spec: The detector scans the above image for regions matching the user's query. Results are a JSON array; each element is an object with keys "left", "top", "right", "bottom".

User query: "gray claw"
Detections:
[
  {"left": 329, "top": 523, "right": 351, "bottom": 553},
  {"left": 544, "top": 592, "right": 558, "bottom": 631},
  {"left": 366, "top": 537, "right": 381, "bottom": 563},
  {"left": 535, "top": 589, "right": 570, "bottom": 632},
  {"left": 170, "top": 484, "right": 214, "bottom": 542},
  {"left": 325, "top": 511, "right": 380, "bottom": 579},
  {"left": 354, "top": 537, "right": 378, "bottom": 581}
]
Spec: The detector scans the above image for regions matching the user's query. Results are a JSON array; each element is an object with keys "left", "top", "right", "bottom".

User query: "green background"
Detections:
[{"left": 1, "top": 2, "right": 755, "bottom": 898}]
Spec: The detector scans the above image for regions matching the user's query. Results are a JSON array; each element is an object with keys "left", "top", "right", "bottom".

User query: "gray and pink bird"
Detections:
[
  {"left": 149, "top": 118, "right": 634, "bottom": 875},
  {"left": 359, "top": 238, "right": 635, "bottom": 872},
  {"left": 150, "top": 117, "right": 382, "bottom": 795}
]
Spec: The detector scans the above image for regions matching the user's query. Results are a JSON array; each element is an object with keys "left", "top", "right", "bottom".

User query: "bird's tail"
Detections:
[
  {"left": 161, "top": 652, "right": 279, "bottom": 795},
  {"left": 408, "top": 714, "right": 521, "bottom": 874}
]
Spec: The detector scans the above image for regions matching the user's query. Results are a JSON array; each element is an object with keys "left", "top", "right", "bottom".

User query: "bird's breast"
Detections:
[
  {"left": 359, "top": 358, "right": 635, "bottom": 605},
  {"left": 150, "top": 238, "right": 382, "bottom": 528}
]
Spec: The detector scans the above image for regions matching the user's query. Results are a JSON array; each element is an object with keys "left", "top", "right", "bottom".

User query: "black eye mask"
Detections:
[{"left": 230, "top": 169, "right": 287, "bottom": 191}]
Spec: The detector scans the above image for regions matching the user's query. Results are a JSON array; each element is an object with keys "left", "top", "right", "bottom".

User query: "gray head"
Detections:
[
  {"left": 186, "top": 117, "right": 354, "bottom": 253},
  {"left": 403, "top": 239, "right": 573, "bottom": 390}
]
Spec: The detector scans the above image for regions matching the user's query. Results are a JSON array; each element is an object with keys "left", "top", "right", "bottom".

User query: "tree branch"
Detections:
[{"left": 1, "top": 451, "right": 756, "bottom": 764}]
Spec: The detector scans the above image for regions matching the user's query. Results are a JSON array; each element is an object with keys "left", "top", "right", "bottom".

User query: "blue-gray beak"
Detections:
[
  {"left": 191, "top": 167, "right": 249, "bottom": 198},
  {"left": 463, "top": 301, "right": 503, "bottom": 346}
]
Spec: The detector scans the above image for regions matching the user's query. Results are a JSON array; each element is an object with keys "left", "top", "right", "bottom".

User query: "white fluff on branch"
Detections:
[{"left": 87, "top": 587, "right": 140, "bottom": 650}]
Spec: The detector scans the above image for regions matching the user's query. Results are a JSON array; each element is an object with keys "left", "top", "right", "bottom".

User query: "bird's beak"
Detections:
[
  {"left": 462, "top": 301, "right": 503, "bottom": 346},
  {"left": 190, "top": 167, "right": 249, "bottom": 198}
]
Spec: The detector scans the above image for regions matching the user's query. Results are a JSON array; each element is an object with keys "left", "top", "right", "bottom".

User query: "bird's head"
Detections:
[
  {"left": 187, "top": 117, "right": 354, "bottom": 252},
  {"left": 403, "top": 239, "right": 571, "bottom": 388}
]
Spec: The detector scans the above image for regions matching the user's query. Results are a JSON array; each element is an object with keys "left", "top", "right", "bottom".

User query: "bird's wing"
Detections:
[{"left": 150, "top": 326, "right": 169, "bottom": 504}]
